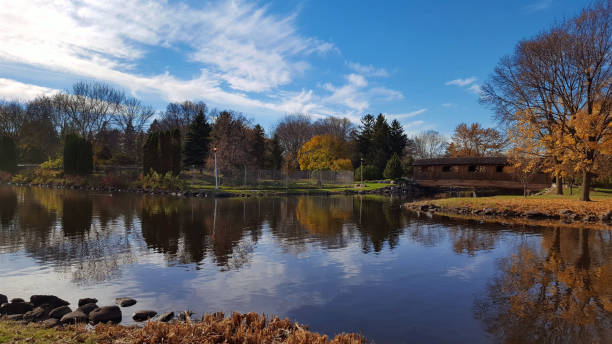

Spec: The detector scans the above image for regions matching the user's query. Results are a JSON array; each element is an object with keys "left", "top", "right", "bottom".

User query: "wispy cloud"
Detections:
[
  {"left": 387, "top": 108, "right": 427, "bottom": 120},
  {"left": 467, "top": 84, "right": 482, "bottom": 95},
  {"left": 445, "top": 77, "right": 476, "bottom": 87},
  {"left": 442, "top": 103, "right": 453, "bottom": 108},
  {"left": 0, "top": 78, "right": 58, "bottom": 100},
  {"left": 524, "top": 0, "right": 553, "bottom": 13},
  {"left": 346, "top": 62, "right": 389, "bottom": 77}
]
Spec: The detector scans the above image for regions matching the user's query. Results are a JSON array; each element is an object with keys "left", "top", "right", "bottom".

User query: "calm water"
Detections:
[{"left": 0, "top": 185, "right": 610, "bottom": 343}]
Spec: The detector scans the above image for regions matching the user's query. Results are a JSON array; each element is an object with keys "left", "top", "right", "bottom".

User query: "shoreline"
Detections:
[
  {"left": 0, "top": 294, "right": 364, "bottom": 343},
  {"left": 405, "top": 198, "right": 612, "bottom": 229}
]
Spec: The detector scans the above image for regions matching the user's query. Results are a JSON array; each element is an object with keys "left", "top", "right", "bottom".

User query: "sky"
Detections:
[{"left": 0, "top": 0, "right": 592, "bottom": 135}]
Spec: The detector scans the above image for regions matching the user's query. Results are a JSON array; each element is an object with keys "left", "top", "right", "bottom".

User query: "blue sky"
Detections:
[{"left": 0, "top": 0, "right": 590, "bottom": 135}]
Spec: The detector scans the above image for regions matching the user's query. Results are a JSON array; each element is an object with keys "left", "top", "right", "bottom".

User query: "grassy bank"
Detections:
[{"left": 0, "top": 313, "right": 364, "bottom": 344}]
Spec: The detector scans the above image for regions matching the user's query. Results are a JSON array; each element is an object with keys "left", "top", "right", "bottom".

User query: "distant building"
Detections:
[{"left": 412, "top": 157, "right": 551, "bottom": 190}]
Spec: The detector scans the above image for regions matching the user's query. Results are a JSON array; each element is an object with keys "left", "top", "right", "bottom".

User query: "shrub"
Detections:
[
  {"left": 354, "top": 165, "right": 379, "bottom": 181},
  {"left": 141, "top": 170, "right": 185, "bottom": 191},
  {"left": 64, "top": 134, "right": 93, "bottom": 175},
  {"left": 383, "top": 153, "right": 404, "bottom": 179},
  {"left": 0, "top": 135, "right": 17, "bottom": 173}
]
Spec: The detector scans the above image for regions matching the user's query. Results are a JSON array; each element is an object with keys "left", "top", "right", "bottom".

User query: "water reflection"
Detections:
[{"left": 0, "top": 185, "right": 610, "bottom": 343}]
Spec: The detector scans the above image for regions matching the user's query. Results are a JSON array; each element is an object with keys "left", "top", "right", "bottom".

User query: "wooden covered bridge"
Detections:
[{"left": 412, "top": 157, "right": 551, "bottom": 190}]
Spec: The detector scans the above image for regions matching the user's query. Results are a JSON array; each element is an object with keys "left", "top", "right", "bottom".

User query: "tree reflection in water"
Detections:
[{"left": 474, "top": 227, "right": 612, "bottom": 343}]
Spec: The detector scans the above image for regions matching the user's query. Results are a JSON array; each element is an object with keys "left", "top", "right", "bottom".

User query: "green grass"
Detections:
[
  {"left": 0, "top": 321, "right": 99, "bottom": 344},
  {"left": 185, "top": 180, "right": 390, "bottom": 195}
]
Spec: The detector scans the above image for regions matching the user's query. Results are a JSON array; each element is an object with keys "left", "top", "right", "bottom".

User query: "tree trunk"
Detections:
[
  {"left": 581, "top": 170, "right": 591, "bottom": 202},
  {"left": 556, "top": 173, "right": 563, "bottom": 195}
]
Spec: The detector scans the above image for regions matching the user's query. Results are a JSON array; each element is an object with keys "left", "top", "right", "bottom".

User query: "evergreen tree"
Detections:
[
  {"left": 372, "top": 114, "right": 392, "bottom": 175},
  {"left": 383, "top": 153, "right": 403, "bottom": 179},
  {"left": 389, "top": 119, "right": 408, "bottom": 155},
  {"left": 268, "top": 133, "right": 284, "bottom": 169},
  {"left": 142, "top": 132, "right": 158, "bottom": 173},
  {"left": 63, "top": 134, "right": 93, "bottom": 175},
  {"left": 0, "top": 135, "right": 17, "bottom": 173},
  {"left": 252, "top": 124, "right": 266, "bottom": 168},
  {"left": 183, "top": 109, "right": 211, "bottom": 170},
  {"left": 356, "top": 114, "right": 375, "bottom": 163},
  {"left": 171, "top": 129, "right": 182, "bottom": 176}
]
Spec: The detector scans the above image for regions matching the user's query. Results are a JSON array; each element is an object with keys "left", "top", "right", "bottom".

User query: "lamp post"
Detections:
[
  {"left": 214, "top": 147, "right": 218, "bottom": 190},
  {"left": 360, "top": 157, "right": 364, "bottom": 187}
]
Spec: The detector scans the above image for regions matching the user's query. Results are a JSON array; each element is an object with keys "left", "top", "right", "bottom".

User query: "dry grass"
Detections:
[{"left": 1, "top": 312, "right": 364, "bottom": 344}]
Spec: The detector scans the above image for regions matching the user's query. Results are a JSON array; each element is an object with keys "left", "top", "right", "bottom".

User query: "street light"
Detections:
[
  {"left": 214, "top": 147, "right": 218, "bottom": 190},
  {"left": 360, "top": 157, "right": 364, "bottom": 188}
]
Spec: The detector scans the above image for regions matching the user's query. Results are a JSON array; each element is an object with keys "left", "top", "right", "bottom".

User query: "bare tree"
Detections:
[
  {"left": 0, "top": 100, "right": 25, "bottom": 138},
  {"left": 313, "top": 117, "right": 354, "bottom": 140},
  {"left": 412, "top": 130, "right": 448, "bottom": 159},
  {"left": 158, "top": 101, "right": 207, "bottom": 137},
  {"left": 273, "top": 114, "right": 315, "bottom": 170}
]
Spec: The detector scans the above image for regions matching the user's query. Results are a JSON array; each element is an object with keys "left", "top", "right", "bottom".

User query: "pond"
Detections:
[{"left": 0, "top": 185, "right": 610, "bottom": 343}]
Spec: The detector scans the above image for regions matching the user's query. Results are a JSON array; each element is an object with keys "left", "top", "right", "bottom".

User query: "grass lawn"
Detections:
[
  {"left": 0, "top": 322, "right": 99, "bottom": 344},
  {"left": 185, "top": 180, "right": 390, "bottom": 195},
  {"left": 417, "top": 187, "right": 612, "bottom": 216}
]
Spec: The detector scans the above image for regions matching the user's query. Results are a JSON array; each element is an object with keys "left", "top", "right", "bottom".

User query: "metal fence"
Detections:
[{"left": 183, "top": 168, "right": 355, "bottom": 187}]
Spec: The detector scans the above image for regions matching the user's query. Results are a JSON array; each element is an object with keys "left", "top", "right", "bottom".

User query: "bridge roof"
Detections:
[{"left": 412, "top": 156, "right": 508, "bottom": 166}]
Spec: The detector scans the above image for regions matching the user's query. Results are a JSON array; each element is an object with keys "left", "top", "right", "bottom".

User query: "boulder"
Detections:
[
  {"left": 23, "top": 306, "right": 49, "bottom": 322},
  {"left": 602, "top": 211, "right": 612, "bottom": 222},
  {"left": 0, "top": 294, "right": 7, "bottom": 305},
  {"left": 525, "top": 211, "right": 547, "bottom": 219},
  {"left": 77, "top": 303, "right": 99, "bottom": 315},
  {"left": 115, "top": 298, "right": 137, "bottom": 307},
  {"left": 559, "top": 209, "right": 573, "bottom": 216},
  {"left": 10, "top": 298, "right": 24, "bottom": 303},
  {"left": 60, "top": 310, "right": 88, "bottom": 324},
  {"left": 78, "top": 298, "right": 98, "bottom": 307},
  {"left": 178, "top": 311, "right": 194, "bottom": 322},
  {"left": 158, "top": 312, "right": 174, "bottom": 322},
  {"left": 4, "top": 314, "right": 23, "bottom": 321},
  {"left": 30, "top": 295, "right": 69, "bottom": 309},
  {"left": 0, "top": 302, "right": 34, "bottom": 315},
  {"left": 49, "top": 306, "right": 72, "bottom": 319},
  {"left": 41, "top": 318, "right": 60, "bottom": 328},
  {"left": 89, "top": 306, "right": 122, "bottom": 324},
  {"left": 132, "top": 310, "right": 157, "bottom": 322}
]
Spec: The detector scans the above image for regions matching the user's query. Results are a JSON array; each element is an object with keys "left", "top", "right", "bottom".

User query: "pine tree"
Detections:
[
  {"left": 268, "top": 134, "right": 283, "bottom": 169},
  {"left": 389, "top": 119, "right": 408, "bottom": 156},
  {"left": 183, "top": 110, "right": 211, "bottom": 171},
  {"left": 171, "top": 129, "right": 182, "bottom": 176},
  {"left": 372, "top": 114, "right": 392, "bottom": 176},
  {"left": 0, "top": 135, "right": 17, "bottom": 173},
  {"left": 63, "top": 134, "right": 93, "bottom": 175},
  {"left": 252, "top": 124, "right": 266, "bottom": 168},
  {"left": 356, "top": 114, "right": 375, "bottom": 163},
  {"left": 383, "top": 153, "right": 403, "bottom": 179}
]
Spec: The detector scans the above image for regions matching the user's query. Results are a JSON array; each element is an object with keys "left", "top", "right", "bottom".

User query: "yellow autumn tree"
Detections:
[{"left": 297, "top": 134, "right": 353, "bottom": 171}]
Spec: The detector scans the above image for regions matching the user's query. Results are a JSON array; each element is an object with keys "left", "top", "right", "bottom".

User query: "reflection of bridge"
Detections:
[{"left": 413, "top": 157, "right": 551, "bottom": 190}]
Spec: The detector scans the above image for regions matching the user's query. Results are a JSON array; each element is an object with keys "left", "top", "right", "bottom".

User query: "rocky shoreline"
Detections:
[
  {"left": 0, "top": 293, "right": 176, "bottom": 328},
  {"left": 405, "top": 202, "right": 612, "bottom": 228}
]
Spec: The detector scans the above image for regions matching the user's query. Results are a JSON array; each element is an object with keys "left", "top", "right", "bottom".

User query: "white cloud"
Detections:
[
  {"left": 0, "top": 78, "right": 59, "bottom": 100},
  {"left": 524, "top": 0, "right": 552, "bottom": 13},
  {"left": 387, "top": 108, "right": 427, "bottom": 120},
  {"left": 468, "top": 84, "right": 482, "bottom": 95},
  {"left": 347, "top": 62, "right": 389, "bottom": 77},
  {"left": 442, "top": 103, "right": 453, "bottom": 107},
  {"left": 445, "top": 77, "right": 476, "bottom": 87}
]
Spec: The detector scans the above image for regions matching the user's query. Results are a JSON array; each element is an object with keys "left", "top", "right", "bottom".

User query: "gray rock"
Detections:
[
  {"left": 132, "top": 310, "right": 157, "bottom": 322},
  {"left": 23, "top": 306, "right": 49, "bottom": 322},
  {"left": 60, "top": 310, "right": 87, "bottom": 324},
  {"left": 115, "top": 297, "right": 136, "bottom": 307},
  {"left": 525, "top": 211, "right": 547, "bottom": 219},
  {"left": 30, "top": 295, "right": 69, "bottom": 309},
  {"left": 158, "top": 312, "right": 174, "bottom": 322},
  {"left": 4, "top": 314, "right": 23, "bottom": 321},
  {"left": 49, "top": 306, "right": 72, "bottom": 319},
  {"left": 41, "top": 318, "right": 60, "bottom": 328},
  {"left": 77, "top": 303, "right": 99, "bottom": 315},
  {"left": 0, "top": 294, "right": 7, "bottom": 305},
  {"left": 559, "top": 209, "right": 573, "bottom": 216},
  {"left": 78, "top": 298, "right": 98, "bottom": 307},
  {"left": 0, "top": 302, "right": 34, "bottom": 315},
  {"left": 89, "top": 306, "right": 122, "bottom": 324},
  {"left": 178, "top": 311, "right": 194, "bottom": 322}
]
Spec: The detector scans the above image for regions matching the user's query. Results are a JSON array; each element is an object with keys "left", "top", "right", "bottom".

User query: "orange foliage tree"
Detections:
[
  {"left": 446, "top": 122, "right": 506, "bottom": 157},
  {"left": 297, "top": 134, "right": 353, "bottom": 171}
]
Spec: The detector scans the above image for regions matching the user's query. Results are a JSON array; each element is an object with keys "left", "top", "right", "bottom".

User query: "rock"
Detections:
[
  {"left": 10, "top": 298, "right": 24, "bottom": 303},
  {"left": 41, "top": 318, "right": 60, "bottom": 328},
  {"left": 178, "top": 311, "right": 194, "bottom": 322},
  {"left": 0, "top": 302, "right": 34, "bottom": 315},
  {"left": 49, "top": 306, "right": 72, "bottom": 319},
  {"left": 132, "top": 310, "right": 157, "bottom": 322},
  {"left": 559, "top": 209, "right": 573, "bottom": 216},
  {"left": 77, "top": 303, "right": 99, "bottom": 315},
  {"left": 23, "top": 306, "right": 49, "bottom": 322},
  {"left": 158, "top": 312, "right": 174, "bottom": 322},
  {"left": 89, "top": 306, "right": 122, "bottom": 324},
  {"left": 60, "top": 310, "right": 88, "bottom": 324},
  {"left": 525, "top": 211, "right": 547, "bottom": 219},
  {"left": 586, "top": 215, "right": 599, "bottom": 222},
  {"left": 115, "top": 298, "right": 136, "bottom": 307},
  {"left": 4, "top": 314, "right": 23, "bottom": 321},
  {"left": 30, "top": 295, "right": 69, "bottom": 309},
  {"left": 419, "top": 204, "right": 429, "bottom": 211},
  {"left": 78, "top": 298, "right": 98, "bottom": 307},
  {"left": 0, "top": 294, "right": 7, "bottom": 305},
  {"left": 602, "top": 211, "right": 612, "bottom": 222}
]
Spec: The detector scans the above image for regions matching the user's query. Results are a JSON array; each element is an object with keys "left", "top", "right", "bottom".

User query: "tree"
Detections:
[
  {"left": 157, "top": 101, "right": 207, "bottom": 137},
  {"left": 389, "top": 119, "right": 408, "bottom": 156},
  {"left": 273, "top": 114, "right": 314, "bottom": 170},
  {"left": 142, "top": 130, "right": 181, "bottom": 176},
  {"left": 0, "top": 100, "right": 25, "bottom": 138},
  {"left": 183, "top": 110, "right": 211, "bottom": 170},
  {"left": 252, "top": 124, "right": 266, "bottom": 169},
  {"left": 297, "top": 134, "right": 352, "bottom": 171},
  {"left": 412, "top": 130, "right": 448, "bottom": 159},
  {"left": 266, "top": 134, "right": 284, "bottom": 170},
  {"left": 0, "top": 135, "right": 17, "bottom": 173},
  {"left": 354, "top": 165, "right": 379, "bottom": 181},
  {"left": 355, "top": 114, "right": 375, "bottom": 163},
  {"left": 383, "top": 153, "right": 404, "bottom": 179},
  {"left": 481, "top": 1, "right": 611, "bottom": 201},
  {"left": 113, "top": 96, "right": 154, "bottom": 163},
  {"left": 63, "top": 134, "right": 93, "bottom": 175},
  {"left": 208, "top": 111, "right": 255, "bottom": 172},
  {"left": 446, "top": 123, "right": 506, "bottom": 157}
]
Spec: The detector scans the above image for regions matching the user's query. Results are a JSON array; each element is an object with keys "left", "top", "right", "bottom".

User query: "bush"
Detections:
[
  {"left": 141, "top": 170, "right": 185, "bottom": 191},
  {"left": 64, "top": 134, "right": 93, "bottom": 175},
  {"left": 0, "top": 135, "right": 17, "bottom": 173},
  {"left": 143, "top": 130, "right": 182, "bottom": 176},
  {"left": 383, "top": 153, "right": 404, "bottom": 179},
  {"left": 354, "top": 164, "right": 379, "bottom": 181}
]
